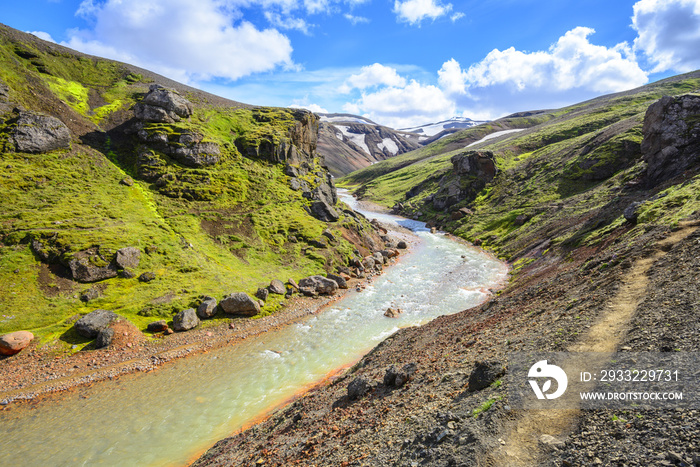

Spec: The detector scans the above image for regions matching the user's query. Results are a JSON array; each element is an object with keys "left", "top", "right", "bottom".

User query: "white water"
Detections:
[{"left": 0, "top": 193, "right": 507, "bottom": 466}]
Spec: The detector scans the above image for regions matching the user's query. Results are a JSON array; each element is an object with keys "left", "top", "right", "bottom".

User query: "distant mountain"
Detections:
[
  {"left": 318, "top": 114, "right": 421, "bottom": 177},
  {"left": 399, "top": 117, "right": 489, "bottom": 142}
]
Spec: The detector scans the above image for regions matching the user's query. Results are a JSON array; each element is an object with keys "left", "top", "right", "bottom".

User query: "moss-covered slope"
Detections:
[
  {"left": 342, "top": 72, "right": 700, "bottom": 260},
  {"left": 0, "top": 24, "right": 379, "bottom": 349}
]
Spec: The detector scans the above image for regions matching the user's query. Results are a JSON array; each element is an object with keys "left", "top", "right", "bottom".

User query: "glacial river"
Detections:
[{"left": 0, "top": 191, "right": 507, "bottom": 466}]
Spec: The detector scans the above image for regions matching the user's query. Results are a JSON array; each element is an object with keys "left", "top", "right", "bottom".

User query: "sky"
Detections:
[{"left": 3, "top": 0, "right": 700, "bottom": 128}]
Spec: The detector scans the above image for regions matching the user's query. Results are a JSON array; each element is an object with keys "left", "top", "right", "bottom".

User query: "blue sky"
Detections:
[{"left": 3, "top": 0, "right": 700, "bottom": 127}]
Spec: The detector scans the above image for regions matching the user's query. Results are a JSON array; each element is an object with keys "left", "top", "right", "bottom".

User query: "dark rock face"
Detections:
[
  {"left": 74, "top": 309, "right": 119, "bottom": 338},
  {"left": 68, "top": 257, "right": 118, "bottom": 283},
  {"left": 136, "top": 129, "right": 220, "bottom": 168},
  {"left": 326, "top": 273, "right": 348, "bottom": 289},
  {"left": 197, "top": 297, "right": 218, "bottom": 319},
  {"left": 114, "top": 247, "right": 141, "bottom": 270},
  {"left": 433, "top": 151, "right": 497, "bottom": 211},
  {"left": 147, "top": 320, "right": 169, "bottom": 332},
  {"left": 384, "top": 363, "right": 417, "bottom": 387},
  {"left": 173, "top": 308, "right": 199, "bottom": 332},
  {"left": 95, "top": 328, "right": 114, "bottom": 348},
  {"left": 220, "top": 292, "right": 261, "bottom": 316},
  {"left": 467, "top": 360, "right": 505, "bottom": 391},
  {"left": 11, "top": 111, "right": 71, "bottom": 153},
  {"left": 642, "top": 94, "right": 700, "bottom": 185},
  {"left": 623, "top": 201, "right": 643, "bottom": 224},
  {"left": 347, "top": 376, "right": 370, "bottom": 400},
  {"left": 310, "top": 201, "right": 340, "bottom": 222},
  {"left": 134, "top": 84, "right": 194, "bottom": 123},
  {"left": 298, "top": 275, "right": 338, "bottom": 296}
]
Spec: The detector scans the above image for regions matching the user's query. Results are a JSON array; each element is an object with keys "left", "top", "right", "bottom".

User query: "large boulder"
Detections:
[
  {"left": 298, "top": 275, "right": 338, "bottom": 296},
  {"left": 114, "top": 247, "right": 141, "bottom": 270},
  {"left": 642, "top": 94, "right": 700, "bottom": 185},
  {"left": 433, "top": 151, "right": 497, "bottom": 211},
  {"left": 68, "top": 258, "right": 118, "bottom": 283},
  {"left": 269, "top": 279, "right": 286, "bottom": 295},
  {"left": 197, "top": 297, "right": 218, "bottom": 319},
  {"left": 134, "top": 84, "right": 194, "bottom": 123},
  {"left": 74, "top": 309, "right": 119, "bottom": 338},
  {"left": 173, "top": 308, "right": 199, "bottom": 332},
  {"left": 220, "top": 292, "right": 261, "bottom": 316},
  {"left": 0, "top": 331, "right": 34, "bottom": 356},
  {"left": 467, "top": 360, "right": 505, "bottom": 392},
  {"left": 327, "top": 273, "right": 348, "bottom": 289},
  {"left": 11, "top": 111, "right": 71, "bottom": 153},
  {"left": 170, "top": 133, "right": 220, "bottom": 167},
  {"left": 310, "top": 200, "right": 340, "bottom": 222}
]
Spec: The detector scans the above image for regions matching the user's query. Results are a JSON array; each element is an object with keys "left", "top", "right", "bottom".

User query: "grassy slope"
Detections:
[
  {"left": 0, "top": 27, "right": 367, "bottom": 349},
  {"left": 342, "top": 72, "right": 700, "bottom": 259}
]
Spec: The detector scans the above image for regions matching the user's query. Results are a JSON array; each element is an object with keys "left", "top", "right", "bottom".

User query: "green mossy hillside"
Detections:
[
  {"left": 342, "top": 72, "right": 700, "bottom": 259},
  {"left": 0, "top": 25, "right": 374, "bottom": 351}
]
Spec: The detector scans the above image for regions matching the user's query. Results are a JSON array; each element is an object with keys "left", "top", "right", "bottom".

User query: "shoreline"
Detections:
[{"left": 0, "top": 225, "right": 422, "bottom": 407}]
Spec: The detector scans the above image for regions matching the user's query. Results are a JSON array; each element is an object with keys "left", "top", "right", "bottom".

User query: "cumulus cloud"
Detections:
[
  {"left": 344, "top": 13, "right": 370, "bottom": 25},
  {"left": 28, "top": 31, "right": 57, "bottom": 43},
  {"left": 339, "top": 63, "right": 407, "bottom": 93},
  {"left": 437, "top": 27, "right": 648, "bottom": 118},
  {"left": 264, "top": 11, "right": 313, "bottom": 34},
  {"left": 289, "top": 103, "right": 328, "bottom": 113},
  {"left": 344, "top": 80, "right": 455, "bottom": 128},
  {"left": 65, "top": 0, "right": 295, "bottom": 83},
  {"left": 632, "top": 0, "right": 700, "bottom": 73},
  {"left": 393, "top": 0, "right": 453, "bottom": 25}
]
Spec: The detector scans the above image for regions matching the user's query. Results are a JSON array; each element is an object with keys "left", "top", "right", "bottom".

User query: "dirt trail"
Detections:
[{"left": 492, "top": 221, "right": 700, "bottom": 466}]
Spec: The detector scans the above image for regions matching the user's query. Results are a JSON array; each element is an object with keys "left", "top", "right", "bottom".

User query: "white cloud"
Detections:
[
  {"left": 632, "top": 0, "right": 700, "bottom": 73},
  {"left": 264, "top": 11, "right": 313, "bottom": 34},
  {"left": 27, "top": 31, "right": 57, "bottom": 43},
  {"left": 344, "top": 80, "right": 455, "bottom": 128},
  {"left": 450, "top": 12, "right": 465, "bottom": 22},
  {"left": 339, "top": 63, "right": 407, "bottom": 93},
  {"left": 393, "top": 0, "right": 453, "bottom": 25},
  {"left": 289, "top": 103, "right": 328, "bottom": 113},
  {"left": 65, "top": 0, "right": 295, "bottom": 83},
  {"left": 344, "top": 13, "right": 370, "bottom": 25},
  {"left": 436, "top": 27, "right": 648, "bottom": 118}
]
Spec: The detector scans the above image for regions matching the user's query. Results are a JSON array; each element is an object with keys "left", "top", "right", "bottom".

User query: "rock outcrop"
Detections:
[
  {"left": 432, "top": 151, "right": 497, "bottom": 211},
  {"left": 642, "top": 94, "right": 700, "bottom": 185},
  {"left": 298, "top": 275, "right": 338, "bottom": 296},
  {"left": 134, "top": 84, "right": 193, "bottom": 123},
  {"left": 10, "top": 110, "right": 71, "bottom": 153}
]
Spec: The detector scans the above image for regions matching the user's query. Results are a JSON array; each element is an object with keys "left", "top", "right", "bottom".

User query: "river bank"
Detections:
[{"left": 0, "top": 228, "right": 419, "bottom": 407}]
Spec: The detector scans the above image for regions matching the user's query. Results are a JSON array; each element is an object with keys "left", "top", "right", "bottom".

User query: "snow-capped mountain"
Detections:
[{"left": 399, "top": 117, "right": 488, "bottom": 137}]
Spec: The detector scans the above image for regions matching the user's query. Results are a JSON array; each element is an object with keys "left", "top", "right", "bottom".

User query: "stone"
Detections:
[
  {"left": 120, "top": 177, "right": 134, "bottom": 187},
  {"left": 80, "top": 287, "right": 101, "bottom": 303},
  {"left": 147, "top": 320, "right": 169, "bottom": 332},
  {"left": 309, "top": 200, "right": 340, "bottom": 222},
  {"left": 114, "top": 247, "right": 141, "bottom": 270},
  {"left": 386, "top": 363, "right": 417, "bottom": 387},
  {"left": 197, "top": 297, "right": 218, "bottom": 319},
  {"left": 269, "top": 279, "right": 286, "bottom": 295},
  {"left": 0, "top": 331, "right": 34, "bottom": 356},
  {"left": 514, "top": 214, "right": 529, "bottom": 226},
  {"left": 288, "top": 278, "right": 299, "bottom": 290},
  {"left": 119, "top": 268, "right": 136, "bottom": 279},
  {"left": 68, "top": 258, "right": 118, "bottom": 283},
  {"left": 255, "top": 287, "right": 269, "bottom": 301},
  {"left": 433, "top": 151, "right": 497, "bottom": 210},
  {"left": 95, "top": 328, "right": 114, "bottom": 348},
  {"left": 468, "top": 360, "right": 505, "bottom": 391},
  {"left": 539, "top": 434, "right": 565, "bottom": 449},
  {"left": 347, "top": 376, "right": 369, "bottom": 400},
  {"left": 384, "top": 307, "right": 403, "bottom": 318},
  {"left": 623, "top": 201, "right": 642, "bottom": 224},
  {"left": 220, "top": 292, "right": 261, "bottom": 316},
  {"left": 326, "top": 273, "right": 348, "bottom": 289},
  {"left": 134, "top": 84, "right": 194, "bottom": 123},
  {"left": 170, "top": 135, "right": 220, "bottom": 168},
  {"left": 397, "top": 240, "right": 408, "bottom": 249},
  {"left": 11, "top": 111, "right": 71, "bottom": 153},
  {"left": 173, "top": 308, "right": 199, "bottom": 332},
  {"left": 298, "top": 275, "right": 338, "bottom": 295},
  {"left": 74, "top": 309, "right": 119, "bottom": 338},
  {"left": 138, "top": 272, "right": 156, "bottom": 283}
]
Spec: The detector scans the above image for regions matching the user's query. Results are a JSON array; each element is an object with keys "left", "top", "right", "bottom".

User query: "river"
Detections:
[{"left": 0, "top": 191, "right": 507, "bottom": 466}]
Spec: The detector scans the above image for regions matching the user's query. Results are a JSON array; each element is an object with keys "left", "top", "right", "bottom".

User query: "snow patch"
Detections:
[
  {"left": 377, "top": 137, "right": 399, "bottom": 155},
  {"left": 466, "top": 129, "right": 525, "bottom": 148},
  {"left": 336, "top": 125, "right": 371, "bottom": 155},
  {"left": 400, "top": 117, "right": 486, "bottom": 137}
]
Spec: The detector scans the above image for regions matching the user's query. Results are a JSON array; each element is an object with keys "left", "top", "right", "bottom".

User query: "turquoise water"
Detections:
[{"left": 0, "top": 194, "right": 507, "bottom": 466}]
